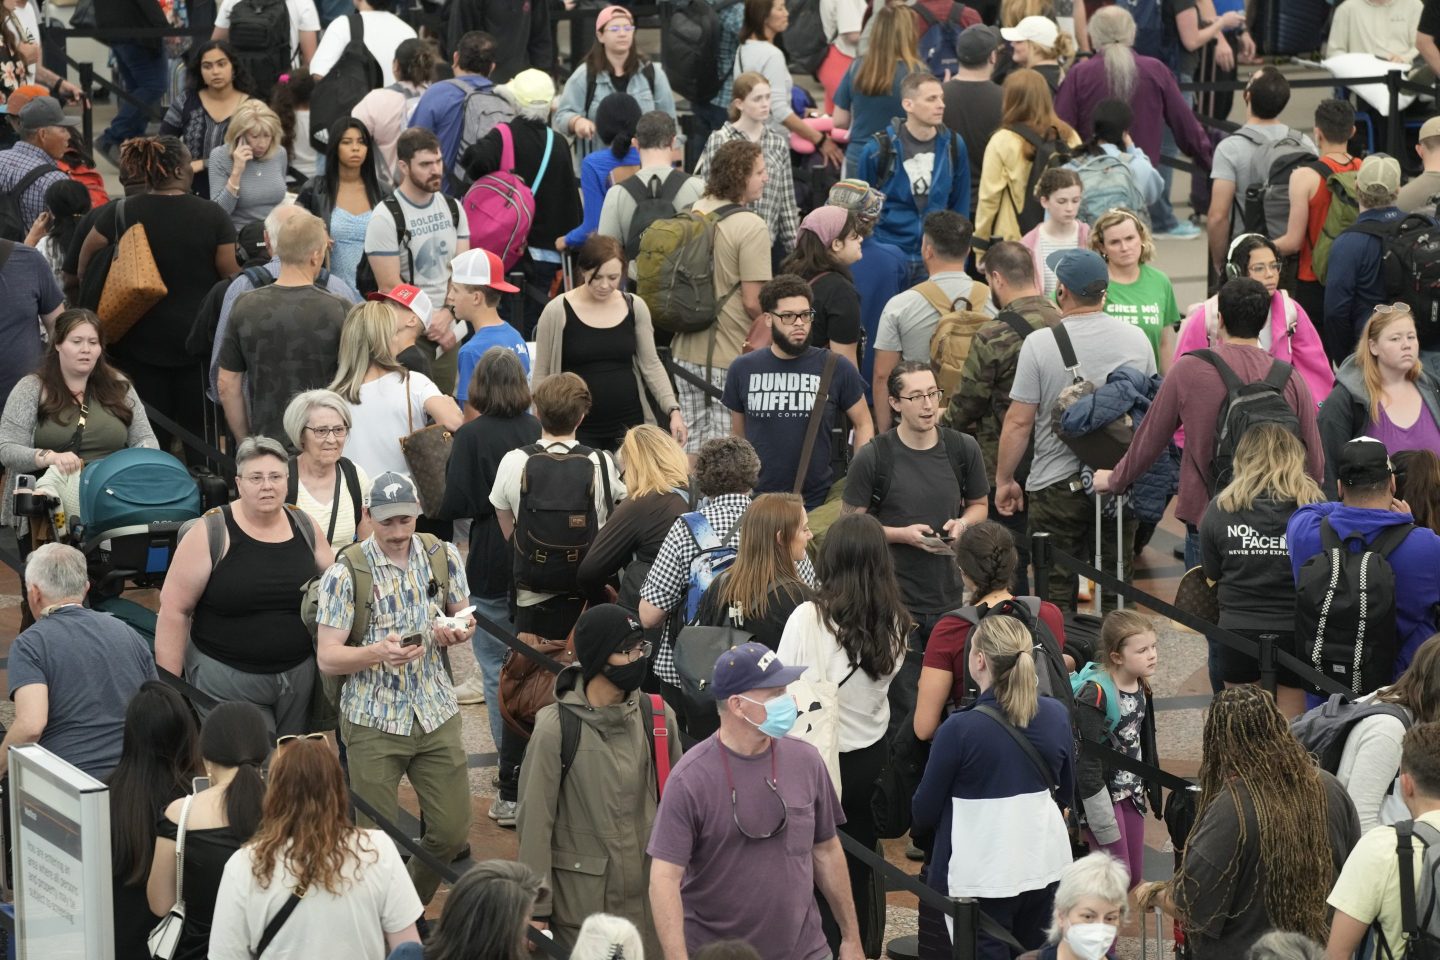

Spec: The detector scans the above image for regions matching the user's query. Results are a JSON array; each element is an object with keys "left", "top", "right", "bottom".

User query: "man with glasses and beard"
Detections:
[
  {"left": 720, "top": 274, "right": 873, "bottom": 510},
  {"left": 647, "top": 642, "right": 864, "bottom": 960}
]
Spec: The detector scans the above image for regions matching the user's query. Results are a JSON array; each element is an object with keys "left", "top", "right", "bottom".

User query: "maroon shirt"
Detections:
[{"left": 1108, "top": 341, "right": 1324, "bottom": 527}]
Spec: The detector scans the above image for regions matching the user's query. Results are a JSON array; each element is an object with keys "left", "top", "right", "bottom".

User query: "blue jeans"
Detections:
[
  {"left": 469, "top": 593, "right": 512, "bottom": 750},
  {"left": 102, "top": 43, "right": 168, "bottom": 147},
  {"left": 1149, "top": 123, "right": 1180, "bottom": 233}
]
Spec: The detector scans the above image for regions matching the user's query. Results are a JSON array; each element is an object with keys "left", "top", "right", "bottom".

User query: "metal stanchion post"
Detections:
[
  {"left": 1259, "top": 632, "right": 1278, "bottom": 696},
  {"left": 949, "top": 898, "right": 978, "bottom": 960},
  {"left": 79, "top": 62, "right": 94, "bottom": 152},
  {"left": 1387, "top": 70, "right": 1403, "bottom": 157},
  {"left": 1031, "top": 531, "right": 1052, "bottom": 604}
]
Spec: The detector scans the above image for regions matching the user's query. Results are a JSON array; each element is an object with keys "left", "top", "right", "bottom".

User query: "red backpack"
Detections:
[
  {"left": 461, "top": 124, "right": 554, "bottom": 270},
  {"left": 59, "top": 157, "right": 109, "bottom": 210}
]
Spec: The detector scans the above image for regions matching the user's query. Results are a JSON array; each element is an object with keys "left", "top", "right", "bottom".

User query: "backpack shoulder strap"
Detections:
[
  {"left": 914, "top": 2, "right": 939, "bottom": 26},
  {"left": 338, "top": 457, "right": 362, "bottom": 528},
  {"left": 242, "top": 264, "right": 274, "bottom": 288},
  {"left": 938, "top": 427, "right": 969, "bottom": 490},
  {"left": 658, "top": 168, "right": 688, "bottom": 203},
  {"left": 382, "top": 194, "right": 407, "bottom": 244},
  {"left": 416, "top": 532, "right": 450, "bottom": 593},
  {"left": 348, "top": 9, "right": 364, "bottom": 44},
  {"left": 682, "top": 511, "right": 720, "bottom": 550},
  {"left": 948, "top": 1, "right": 964, "bottom": 25},
  {"left": 286, "top": 461, "right": 300, "bottom": 505},
  {"left": 621, "top": 172, "right": 649, "bottom": 203},
  {"left": 534, "top": 128, "right": 557, "bottom": 188},
  {"left": 1262, "top": 357, "right": 1294, "bottom": 391},
  {"left": 1398, "top": 820, "right": 1423, "bottom": 941},
  {"left": 497, "top": 122, "right": 516, "bottom": 174},
  {"left": 973, "top": 704, "right": 1057, "bottom": 792},
  {"left": 872, "top": 126, "right": 897, "bottom": 185},
  {"left": 867, "top": 428, "right": 897, "bottom": 514},
  {"left": 333, "top": 541, "right": 374, "bottom": 642},
  {"left": 1052, "top": 322, "right": 1079, "bottom": 370},
  {"left": 584, "top": 67, "right": 599, "bottom": 118},
  {"left": 1371, "top": 522, "right": 1417, "bottom": 559},
  {"left": 284, "top": 503, "right": 317, "bottom": 555},
  {"left": 913, "top": 280, "right": 953, "bottom": 316},
  {"left": 995, "top": 308, "right": 1033, "bottom": 341},
  {"left": 643, "top": 62, "right": 656, "bottom": 93},
  {"left": 203, "top": 506, "right": 227, "bottom": 569},
  {"left": 646, "top": 692, "right": 669, "bottom": 798},
  {"left": 558, "top": 707, "right": 582, "bottom": 789},
  {"left": 1189, "top": 348, "right": 1243, "bottom": 392},
  {"left": 12, "top": 163, "right": 60, "bottom": 199}
]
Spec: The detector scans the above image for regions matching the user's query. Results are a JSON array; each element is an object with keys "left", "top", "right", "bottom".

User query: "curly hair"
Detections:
[
  {"left": 705, "top": 139, "right": 762, "bottom": 204},
  {"left": 271, "top": 69, "right": 316, "bottom": 159},
  {"left": 695, "top": 437, "right": 760, "bottom": 496},
  {"left": 394, "top": 37, "right": 440, "bottom": 86},
  {"left": 956, "top": 521, "right": 1018, "bottom": 602},
  {"left": 248, "top": 738, "right": 377, "bottom": 896}
]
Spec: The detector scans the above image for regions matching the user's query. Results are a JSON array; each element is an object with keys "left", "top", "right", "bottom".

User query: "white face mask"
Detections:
[{"left": 1064, "top": 923, "right": 1117, "bottom": 960}]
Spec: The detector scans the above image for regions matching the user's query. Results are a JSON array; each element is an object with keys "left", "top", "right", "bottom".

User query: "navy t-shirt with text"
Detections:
[{"left": 722, "top": 346, "right": 865, "bottom": 508}]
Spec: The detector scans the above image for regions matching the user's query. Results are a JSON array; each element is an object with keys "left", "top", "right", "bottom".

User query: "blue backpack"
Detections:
[
  {"left": 679, "top": 512, "right": 739, "bottom": 625},
  {"left": 1070, "top": 662, "right": 1122, "bottom": 734},
  {"left": 915, "top": 2, "right": 966, "bottom": 80}
]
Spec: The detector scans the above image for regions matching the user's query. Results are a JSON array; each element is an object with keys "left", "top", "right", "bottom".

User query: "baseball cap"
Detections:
[
  {"left": 368, "top": 283, "right": 434, "bottom": 325},
  {"left": 596, "top": 4, "right": 632, "bottom": 31},
  {"left": 572, "top": 604, "right": 645, "bottom": 682},
  {"left": 1357, "top": 154, "right": 1401, "bottom": 202},
  {"left": 1045, "top": 248, "right": 1110, "bottom": 299},
  {"left": 365, "top": 472, "right": 421, "bottom": 521},
  {"left": 1001, "top": 15, "right": 1060, "bottom": 48},
  {"left": 827, "top": 178, "right": 885, "bottom": 222},
  {"left": 956, "top": 25, "right": 1002, "bottom": 67},
  {"left": 450, "top": 249, "right": 520, "bottom": 292},
  {"left": 1337, "top": 437, "right": 1394, "bottom": 487},
  {"left": 18, "top": 96, "right": 80, "bottom": 133},
  {"left": 236, "top": 221, "right": 269, "bottom": 263},
  {"left": 506, "top": 68, "right": 556, "bottom": 108},
  {"left": 1423, "top": 116, "right": 1440, "bottom": 142},
  {"left": 2, "top": 84, "right": 51, "bottom": 116},
  {"left": 711, "top": 642, "right": 807, "bottom": 700}
]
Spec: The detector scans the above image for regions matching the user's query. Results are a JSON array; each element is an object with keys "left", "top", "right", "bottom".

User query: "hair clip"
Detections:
[{"left": 278, "top": 73, "right": 290, "bottom": 84}]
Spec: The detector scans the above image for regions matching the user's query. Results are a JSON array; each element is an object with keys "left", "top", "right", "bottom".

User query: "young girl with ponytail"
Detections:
[{"left": 912, "top": 614, "right": 1076, "bottom": 959}]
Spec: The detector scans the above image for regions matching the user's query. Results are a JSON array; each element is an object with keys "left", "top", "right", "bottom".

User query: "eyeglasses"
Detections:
[
  {"left": 277, "top": 733, "right": 327, "bottom": 748},
  {"left": 241, "top": 472, "right": 287, "bottom": 486},
  {"left": 305, "top": 425, "right": 348, "bottom": 439},
  {"left": 771, "top": 310, "right": 815, "bottom": 326},
  {"left": 899, "top": 389, "right": 945, "bottom": 404},
  {"left": 603, "top": 23, "right": 635, "bottom": 33},
  {"left": 720, "top": 742, "right": 787, "bottom": 840},
  {"left": 1246, "top": 262, "right": 1281, "bottom": 276},
  {"left": 619, "top": 640, "right": 653, "bottom": 661}
]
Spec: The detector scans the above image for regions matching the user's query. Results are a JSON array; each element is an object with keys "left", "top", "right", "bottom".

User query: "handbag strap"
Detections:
[
  {"left": 973, "top": 704, "right": 1058, "bottom": 794},
  {"left": 404, "top": 372, "right": 413, "bottom": 435},
  {"left": 793, "top": 351, "right": 839, "bottom": 496},
  {"left": 255, "top": 890, "right": 304, "bottom": 956},
  {"left": 173, "top": 793, "right": 195, "bottom": 910}
]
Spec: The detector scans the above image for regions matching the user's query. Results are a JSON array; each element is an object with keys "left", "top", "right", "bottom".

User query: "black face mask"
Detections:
[{"left": 602, "top": 659, "right": 648, "bottom": 693}]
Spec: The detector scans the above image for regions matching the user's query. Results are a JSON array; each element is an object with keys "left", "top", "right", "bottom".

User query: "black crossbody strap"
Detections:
[
  {"left": 1052, "top": 322, "right": 1079, "bottom": 372},
  {"left": 974, "top": 704, "right": 1057, "bottom": 793},
  {"left": 1400, "top": 821, "right": 1421, "bottom": 941},
  {"left": 255, "top": 891, "right": 303, "bottom": 955},
  {"left": 794, "top": 351, "right": 839, "bottom": 496}
]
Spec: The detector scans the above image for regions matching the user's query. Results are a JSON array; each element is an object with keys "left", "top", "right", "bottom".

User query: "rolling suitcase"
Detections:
[{"left": 1093, "top": 493, "right": 1126, "bottom": 610}]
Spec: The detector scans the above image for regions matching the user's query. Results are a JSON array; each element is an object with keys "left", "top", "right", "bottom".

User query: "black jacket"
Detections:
[
  {"left": 443, "top": 0, "right": 552, "bottom": 82},
  {"left": 459, "top": 115, "right": 581, "bottom": 249},
  {"left": 95, "top": 0, "right": 171, "bottom": 50}
]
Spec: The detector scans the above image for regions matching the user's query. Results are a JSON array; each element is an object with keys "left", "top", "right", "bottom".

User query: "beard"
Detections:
[{"left": 771, "top": 322, "right": 809, "bottom": 357}]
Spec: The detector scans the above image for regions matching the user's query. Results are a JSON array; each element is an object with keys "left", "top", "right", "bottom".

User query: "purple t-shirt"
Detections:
[
  {"left": 1364, "top": 401, "right": 1440, "bottom": 458},
  {"left": 646, "top": 734, "right": 844, "bottom": 960}
]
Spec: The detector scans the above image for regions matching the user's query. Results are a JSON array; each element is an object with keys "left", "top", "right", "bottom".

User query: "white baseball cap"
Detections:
[
  {"left": 450, "top": 249, "right": 520, "bottom": 292},
  {"left": 1001, "top": 15, "right": 1060, "bottom": 47}
]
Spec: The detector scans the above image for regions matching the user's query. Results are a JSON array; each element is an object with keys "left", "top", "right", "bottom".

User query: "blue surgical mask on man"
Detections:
[{"left": 739, "top": 693, "right": 797, "bottom": 739}]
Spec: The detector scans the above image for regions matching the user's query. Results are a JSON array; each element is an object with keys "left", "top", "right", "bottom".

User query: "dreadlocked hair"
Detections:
[
  {"left": 1174, "top": 685, "right": 1333, "bottom": 943},
  {"left": 121, "top": 136, "right": 189, "bottom": 188}
]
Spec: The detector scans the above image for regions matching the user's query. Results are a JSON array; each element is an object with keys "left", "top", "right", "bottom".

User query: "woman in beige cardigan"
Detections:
[{"left": 532, "top": 234, "right": 687, "bottom": 452}]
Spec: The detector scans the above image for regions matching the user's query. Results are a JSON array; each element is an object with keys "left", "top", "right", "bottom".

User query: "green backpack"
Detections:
[
  {"left": 635, "top": 204, "right": 744, "bottom": 336},
  {"left": 1311, "top": 168, "right": 1361, "bottom": 284}
]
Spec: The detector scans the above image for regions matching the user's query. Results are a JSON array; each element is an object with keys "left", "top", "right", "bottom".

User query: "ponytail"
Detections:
[
  {"left": 973, "top": 615, "right": 1039, "bottom": 727},
  {"left": 224, "top": 761, "right": 266, "bottom": 840}
]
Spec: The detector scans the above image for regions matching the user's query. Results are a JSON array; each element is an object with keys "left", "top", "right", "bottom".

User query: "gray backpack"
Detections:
[
  {"left": 448, "top": 78, "right": 516, "bottom": 189},
  {"left": 1236, "top": 127, "right": 1315, "bottom": 237}
]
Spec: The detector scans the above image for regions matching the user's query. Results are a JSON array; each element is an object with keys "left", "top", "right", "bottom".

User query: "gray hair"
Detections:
[
  {"left": 1247, "top": 933, "right": 1325, "bottom": 960},
  {"left": 569, "top": 914, "right": 645, "bottom": 960},
  {"left": 25, "top": 542, "right": 88, "bottom": 603},
  {"left": 1089, "top": 6, "right": 1138, "bottom": 101},
  {"left": 263, "top": 203, "right": 298, "bottom": 255},
  {"left": 1045, "top": 852, "right": 1131, "bottom": 943},
  {"left": 283, "top": 389, "right": 353, "bottom": 447},
  {"left": 234, "top": 436, "right": 290, "bottom": 472}
]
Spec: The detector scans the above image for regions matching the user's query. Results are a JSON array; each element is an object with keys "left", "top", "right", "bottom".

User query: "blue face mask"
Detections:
[{"left": 740, "top": 693, "right": 797, "bottom": 739}]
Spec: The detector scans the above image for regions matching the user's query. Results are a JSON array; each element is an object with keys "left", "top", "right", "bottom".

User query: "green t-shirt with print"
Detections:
[{"left": 1102, "top": 263, "right": 1179, "bottom": 362}]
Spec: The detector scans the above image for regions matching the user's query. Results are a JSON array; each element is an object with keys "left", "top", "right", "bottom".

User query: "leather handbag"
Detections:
[
  {"left": 399, "top": 373, "right": 453, "bottom": 516},
  {"left": 98, "top": 198, "right": 167, "bottom": 343},
  {"left": 499, "top": 629, "right": 577, "bottom": 739},
  {"left": 147, "top": 794, "right": 195, "bottom": 959}
]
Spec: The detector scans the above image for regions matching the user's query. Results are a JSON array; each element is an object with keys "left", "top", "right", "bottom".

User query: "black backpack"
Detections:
[
  {"left": 784, "top": 0, "right": 828, "bottom": 77},
  {"left": 1190, "top": 349, "right": 1299, "bottom": 496},
  {"left": 227, "top": 0, "right": 292, "bottom": 99},
  {"left": 1375, "top": 214, "right": 1440, "bottom": 352},
  {"left": 0, "top": 164, "right": 59, "bottom": 242},
  {"left": 870, "top": 119, "right": 960, "bottom": 190},
  {"left": 308, "top": 13, "right": 383, "bottom": 153},
  {"left": 1388, "top": 820, "right": 1440, "bottom": 960},
  {"left": 941, "top": 597, "right": 1073, "bottom": 714},
  {"left": 512, "top": 442, "right": 614, "bottom": 595},
  {"left": 1290, "top": 692, "right": 1413, "bottom": 774},
  {"left": 1004, "top": 124, "right": 1075, "bottom": 236},
  {"left": 661, "top": 0, "right": 742, "bottom": 104},
  {"left": 620, "top": 169, "right": 688, "bottom": 260},
  {"left": 1294, "top": 518, "right": 1413, "bottom": 697}
]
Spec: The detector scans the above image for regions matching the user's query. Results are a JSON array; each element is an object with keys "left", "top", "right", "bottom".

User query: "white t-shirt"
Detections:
[
  {"left": 776, "top": 601, "right": 902, "bottom": 752},
  {"left": 1335, "top": 693, "right": 1412, "bottom": 833},
  {"left": 216, "top": 0, "right": 322, "bottom": 65},
  {"left": 343, "top": 370, "right": 441, "bottom": 479},
  {"left": 489, "top": 439, "right": 626, "bottom": 607},
  {"left": 295, "top": 461, "right": 372, "bottom": 550},
  {"left": 309, "top": 11, "right": 416, "bottom": 86},
  {"left": 362, "top": 190, "right": 469, "bottom": 312},
  {"left": 11, "top": 2, "right": 37, "bottom": 81},
  {"left": 209, "top": 830, "right": 421, "bottom": 960},
  {"left": 820, "top": 0, "right": 866, "bottom": 57}
]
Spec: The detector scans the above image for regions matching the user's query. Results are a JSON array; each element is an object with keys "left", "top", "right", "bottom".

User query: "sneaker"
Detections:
[
  {"left": 905, "top": 842, "right": 925, "bottom": 862},
  {"left": 453, "top": 673, "right": 486, "bottom": 705},
  {"left": 488, "top": 798, "right": 517, "bottom": 826},
  {"left": 1155, "top": 220, "right": 1202, "bottom": 240}
]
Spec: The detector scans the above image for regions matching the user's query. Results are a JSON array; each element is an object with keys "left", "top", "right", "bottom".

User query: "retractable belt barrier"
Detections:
[
  {"left": 663, "top": 355, "right": 725, "bottom": 403},
  {"left": 141, "top": 402, "right": 237, "bottom": 476}
]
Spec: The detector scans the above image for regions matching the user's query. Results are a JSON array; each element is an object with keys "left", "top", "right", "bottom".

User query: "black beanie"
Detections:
[{"left": 571, "top": 604, "right": 644, "bottom": 684}]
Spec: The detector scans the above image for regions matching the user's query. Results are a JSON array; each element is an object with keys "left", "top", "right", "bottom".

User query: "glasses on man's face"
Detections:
[
  {"left": 241, "top": 472, "right": 287, "bottom": 487},
  {"left": 771, "top": 310, "right": 815, "bottom": 326},
  {"left": 899, "top": 389, "right": 945, "bottom": 405},
  {"left": 619, "top": 640, "right": 653, "bottom": 662},
  {"left": 305, "top": 425, "right": 348, "bottom": 439},
  {"left": 604, "top": 23, "right": 635, "bottom": 33},
  {"left": 277, "top": 733, "right": 327, "bottom": 749}
]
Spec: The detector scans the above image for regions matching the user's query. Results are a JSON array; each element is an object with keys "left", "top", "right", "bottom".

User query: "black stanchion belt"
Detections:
[
  {"left": 663, "top": 356, "right": 726, "bottom": 403},
  {"left": 141, "top": 401, "right": 237, "bottom": 473},
  {"left": 1047, "top": 545, "right": 1351, "bottom": 698}
]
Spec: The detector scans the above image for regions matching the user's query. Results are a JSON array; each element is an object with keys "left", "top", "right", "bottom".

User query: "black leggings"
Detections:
[{"left": 820, "top": 736, "right": 889, "bottom": 956}]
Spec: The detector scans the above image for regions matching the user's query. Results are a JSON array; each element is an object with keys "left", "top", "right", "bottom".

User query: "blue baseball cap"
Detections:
[
  {"left": 1045, "top": 248, "right": 1110, "bottom": 299},
  {"left": 711, "top": 642, "right": 807, "bottom": 699}
]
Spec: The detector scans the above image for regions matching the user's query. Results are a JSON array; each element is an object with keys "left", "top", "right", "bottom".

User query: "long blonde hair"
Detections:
[
  {"left": 1215, "top": 423, "right": 1325, "bottom": 513},
  {"left": 715, "top": 493, "right": 807, "bottom": 621},
  {"left": 328, "top": 301, "right": 402, "bottom": 404},
  {"left": 224, "top": 100, "right": 284, "bottom": 160},
  {"left": 1356, "top": 306, "right": 1423, "bottom": 422},
  {"left": 1000, "top": 0, "right": 1052, "bottom": 27},
  {"left": 618, "top": 425, "right": 689, "bottom": 498},
  {"left": 972, "top": 614, "right": 1039, "bottom": 727},
  {"left": 856, "top": 3, "right": 922, "bottom": 97}
]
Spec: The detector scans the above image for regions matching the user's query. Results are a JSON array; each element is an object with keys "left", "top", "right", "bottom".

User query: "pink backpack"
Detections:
[{"left": 462, "top": 123, "right": 554, "bottom": 270}]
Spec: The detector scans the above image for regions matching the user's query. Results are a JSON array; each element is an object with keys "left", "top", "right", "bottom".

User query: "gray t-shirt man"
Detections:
[
  {"left": 1211, "top": 124, "right": 1315, "bottom": 240},
  {"left": 1010, "top": 310, "right": 1156, "bottom": 491},
  {"left": 9, "top": 606, "right": 157, "bottom": 779},
  {"left": 597, "top": 166, "right": 705, "bottom": 260},
  {"left": 874, "top": 271, "right": 992, "bottom": 362}
]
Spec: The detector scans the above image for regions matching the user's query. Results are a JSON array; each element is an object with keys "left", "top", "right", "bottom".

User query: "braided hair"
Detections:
[
  {"left": 120, "top": 135, "right": 190, "bottom": 189},
  {"left": 956, "top": 521, "right": 1018, "bottom": 603},
  {"left": 1172, "top": 685, "right": 1334, "bottom": 943}
]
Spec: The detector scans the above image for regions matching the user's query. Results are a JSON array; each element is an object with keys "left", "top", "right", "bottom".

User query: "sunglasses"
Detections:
[{"left": 277, "top": 733, "right": 327, "bottom": 748}]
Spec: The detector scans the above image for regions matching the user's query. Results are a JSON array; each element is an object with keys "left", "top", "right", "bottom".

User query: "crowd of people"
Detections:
[{"left": 14, "top": 0, "right": 1440, "bottom": 957}]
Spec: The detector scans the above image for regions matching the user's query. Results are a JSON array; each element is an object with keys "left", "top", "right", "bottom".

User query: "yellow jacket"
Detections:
[{"left": 974, "top": 127, "right": 1083, "bottom": 249}]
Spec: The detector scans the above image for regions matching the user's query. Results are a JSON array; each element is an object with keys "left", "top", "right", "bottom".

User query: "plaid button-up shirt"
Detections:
[
  {"left": 0, "top": 142, "right": 67, "bottom": 234},
  {"left": 315, "top": 535, "right": 469, "bottom": 736},
  {"left": 697, "top": 123, "right": 799, "bottom": 255}
]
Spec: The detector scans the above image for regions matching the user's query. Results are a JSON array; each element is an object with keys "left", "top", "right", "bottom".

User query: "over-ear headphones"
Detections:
[{"left": 1225, "top": 232, "right": 1267, "bottom": 281}]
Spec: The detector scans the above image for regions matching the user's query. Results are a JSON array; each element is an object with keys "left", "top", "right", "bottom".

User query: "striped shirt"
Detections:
[{"left": 315, "top": 534, "right": 469, "bottom": 736}]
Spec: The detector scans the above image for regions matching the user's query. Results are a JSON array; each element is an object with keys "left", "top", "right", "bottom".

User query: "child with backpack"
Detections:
[
  {"left": 1063, "top": 98, "right": 1162, "bottom": 230},
  {"left": 1019, "top": 167, "right": 1089, "bottom": 299},
  {"left": 1072, "top": 608, "right": 1163, "bottom": 890}
]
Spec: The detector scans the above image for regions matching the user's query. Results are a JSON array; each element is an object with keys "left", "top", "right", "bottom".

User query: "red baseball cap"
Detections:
[
  {"left": 449, "top": 249, "right": 520, "bottom": 293},
  {"left": 366, "top": 283, "right": 434, "bottom": 324}
]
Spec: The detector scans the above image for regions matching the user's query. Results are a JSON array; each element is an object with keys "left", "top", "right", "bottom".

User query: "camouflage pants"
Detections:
[{"left": 1027, "top": 478, "right": 1136, "bottom": 613}]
